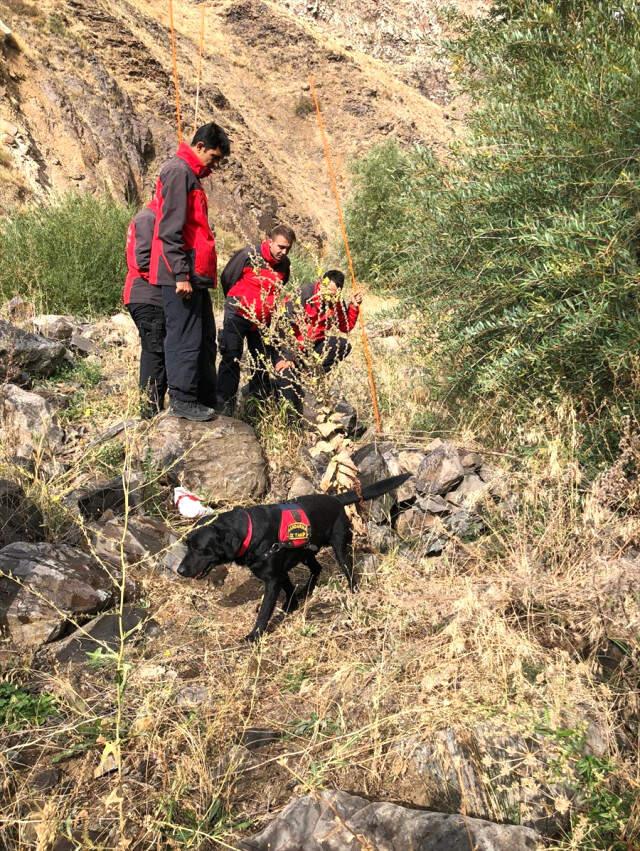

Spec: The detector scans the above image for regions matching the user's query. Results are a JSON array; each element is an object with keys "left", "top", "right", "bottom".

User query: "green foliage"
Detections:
[
  {"left": 0, "top": 193, "right": 132, "bottom": 316},
  {"left": 0, "top": 682, "right": 57, "bottom": 729},
  {"left": 346, "top": 1, "right": 640, "bottom": 451}
]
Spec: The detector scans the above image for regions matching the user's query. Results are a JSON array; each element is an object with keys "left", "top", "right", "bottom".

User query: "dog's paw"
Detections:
[{"left": 244, "top": 631, "right": 260, "bottom": 643}]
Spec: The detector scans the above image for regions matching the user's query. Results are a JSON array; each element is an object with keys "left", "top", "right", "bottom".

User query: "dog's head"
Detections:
[{"left": 177, "top": 525, "right": 227, "bottom": 579}]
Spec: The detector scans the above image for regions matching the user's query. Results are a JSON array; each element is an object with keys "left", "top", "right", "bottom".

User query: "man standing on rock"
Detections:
[
  {"left": 149, "top": 122, "right": 230, "bottom": 422},
  {"left": 216, "top": 224, "right": 296, "bottom": 415},
  {"left": 123, "top": 200, "right": 166, "bottom": 419}
]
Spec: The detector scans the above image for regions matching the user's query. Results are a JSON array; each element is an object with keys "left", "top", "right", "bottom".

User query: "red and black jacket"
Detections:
[
  {"left": 288, "top": 280, "right": 359, "bottom": 344},
  {"left": 122, "top": 203, "right": 162, "bottom": 307},
  {"left": 149, "top": 143, "right": 217, "bottom": 288},
  {"left": 221, "top": 241, "right": 290, "bottom": 326}
]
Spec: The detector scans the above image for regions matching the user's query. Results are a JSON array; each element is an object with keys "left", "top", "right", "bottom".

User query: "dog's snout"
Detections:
[{"left": 177, "top": 563, "right": 187, "bottom": 576}]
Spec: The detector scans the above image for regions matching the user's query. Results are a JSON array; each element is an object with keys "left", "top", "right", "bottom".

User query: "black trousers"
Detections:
[
  {"left": 217, "top": 306, "right": 269, "bottom": 411},
  {"left": 128, "top": 303, "right": 167, "bottom": 416},
  {"left": 274, "top": 336, "right": 353, "bottom": 417},
  {"left": 162, "top": 286, "right": 217, "bottom": 406}
]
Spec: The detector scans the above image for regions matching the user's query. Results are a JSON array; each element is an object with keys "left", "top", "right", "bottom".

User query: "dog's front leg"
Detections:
[{"left": 245, "top": 577, "right": 282, "bottom": 643}]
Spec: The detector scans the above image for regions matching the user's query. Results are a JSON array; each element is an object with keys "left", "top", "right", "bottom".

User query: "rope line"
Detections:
[
  {"left": 308, "top": 75, "right": 383, "bottom": 434},
  {"left": 168, "top": 0, "right": 183, "bottom": 143},
  {"left": 193, "top": 4, "right": 206, "bottom": 133}
]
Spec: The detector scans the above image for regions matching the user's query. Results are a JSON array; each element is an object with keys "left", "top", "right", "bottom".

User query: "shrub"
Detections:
[
  {"left": 0, "top": 193, "right": 132, "bottom": 316},
  {"left": 346, "top": 0, "right": 640, "bottom": 455}
]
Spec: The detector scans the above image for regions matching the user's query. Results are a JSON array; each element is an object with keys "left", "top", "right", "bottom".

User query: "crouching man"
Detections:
[
  {"left": 216, "top": 225, "right": 296, "bottom": 415},
  {"left": 273, "top": 270, "right": 362, "bottom": 418}
]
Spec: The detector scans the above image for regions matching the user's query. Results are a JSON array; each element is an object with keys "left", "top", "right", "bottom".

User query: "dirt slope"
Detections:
[{"left": 0, "top": 0, "right": 477, "bottom": 242}]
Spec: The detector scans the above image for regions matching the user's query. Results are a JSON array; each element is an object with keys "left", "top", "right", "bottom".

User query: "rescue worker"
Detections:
[
  {"left": 273, "top": 270, "right": 362, "bottom": 418},
  {"left": 216, "top": 224, "right": 296, "bottom": 415},
  {"left": 123, "top": 200, "right": 166, "bottom": 418},
  {"left": 149, "top": 121, "right": 230, "bottom": 421}
]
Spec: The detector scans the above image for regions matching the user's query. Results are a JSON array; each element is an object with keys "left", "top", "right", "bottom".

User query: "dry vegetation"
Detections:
[{"left": 1, "top": 295, "right": 639, "bottom": 850}]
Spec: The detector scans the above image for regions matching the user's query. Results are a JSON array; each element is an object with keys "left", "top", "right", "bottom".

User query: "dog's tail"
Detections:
[{"left": 335, "top": 473, "right": 411, "bottom": 506}]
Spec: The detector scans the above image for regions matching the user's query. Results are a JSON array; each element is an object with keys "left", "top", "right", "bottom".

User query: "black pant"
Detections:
[
  {"left": 273, "top": 336, "right": 352, "bottom": 418},
  {"left": 314, "top": 336, "right": 351, "bottom": 373},
  {"left": 128, "top": 303, "right": 167, "bottom": 416},
  {"left": 162, "top": 286, "right": 217, "bottom": 406},
  {"left": 217, "top": 306, "right": 269, "bottom": 411}
]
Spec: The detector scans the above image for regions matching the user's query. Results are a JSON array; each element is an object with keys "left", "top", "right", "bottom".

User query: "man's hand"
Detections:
[
  {"left": 353, "top": 291, "right": 363, "bottom": 305},
  {"left": 275, "top": 359, "right": 294, "bottom": 372},
  {"left": 176, "top": 279, "right": 193, "bottom": 299}
]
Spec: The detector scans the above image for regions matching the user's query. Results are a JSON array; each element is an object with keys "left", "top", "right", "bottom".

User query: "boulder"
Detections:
[
  {"left": 75, "top": 477, "right": 143, "bottom": 521},
  {"left": 146, "top": 415, "right": 268, "bottom": 504},
  {"left": 86, "top": 515, "right": 172, "bottom": 568},
  {"left": 396, "top": 507, "right": 438, "bottom": 538},
  {"left": 0, "top": 319, "right": 67, "bottom": 384},
  {"left": 445, "top": 473, "right": 487, "bottom": 507},
  {"left": 31, "top": 315, "right": 78, "bottom": 343},
  {"left": 415, "top": 441, "right": 465, "bottom": 496},
  {"left": 0, "top": 384, "right": 64, "bottom": 462},
  {"left": 0, "top": 479, "right": 45, "bottom": 547},
  {"left": 239, "top": 790, "right": 541, "bottom": 850},
  {"left": 54, "top": 605, "right": 159, "bottom": 663},
  {"left": 393, "top": 720, "right": 606, "bottom": 836},
  {"left": 382, "top": 448, "right": 416, "bottom": 501},
  {"left": 444, "top": 508, "right": 485, "bottom": 540},
  {"left": 0, "top": 542, "right": 113, "bottom": 648}
]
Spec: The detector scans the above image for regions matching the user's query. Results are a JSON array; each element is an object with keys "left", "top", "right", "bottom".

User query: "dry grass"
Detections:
[{"left": 0, "top": 302, "right": 639, "bottom": 849}]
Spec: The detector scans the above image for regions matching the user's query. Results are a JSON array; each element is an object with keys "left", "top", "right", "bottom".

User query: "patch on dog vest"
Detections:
[{"left": 279, "top": 504, "right": 311, "bottom": 548}]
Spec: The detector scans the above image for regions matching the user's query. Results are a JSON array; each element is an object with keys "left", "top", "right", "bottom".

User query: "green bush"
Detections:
[
  {"left": 0, "top": 193, "right": 132, "bottom": 316},
  {"left": 346, "top": 1, "right": 640, "bottom": 451}
]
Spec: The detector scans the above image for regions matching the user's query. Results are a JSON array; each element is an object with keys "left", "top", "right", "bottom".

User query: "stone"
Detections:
[
  {"left": 460, "top": 449, "right": 483, "bottom": 472},
  {"left": 162, "top": 539, "right": 188, "bottom": 576},
  {"left": 0, "top": 384, "right": 64, "bottom": 462},
  {"left": 175, "top": 684, "right": 210, "bottom": 706},
  {"left": 415, "top": 442, "right": 465, "bottom": 496},
  {"left": 54, "top": 606, "right": 157, "bottom": 663},
  {"left": 239, "top": 790, "right": 541, "bottom": 850},
  {"left": 396, "top": 508, "right": 438, "bottom": 538},
  {"left": 69, "top": 331, "right": 99, "bottom": 355},
  {"left": 146, "top": 415, "right": 269, "bottom": 504},
  {"left": 353, "top": 443, "right": 392, "bottom": 523},
  {"left": 398, "top": 450, "right": 427, "bottom": 477},
  {"left": 288, "top": 475, "right": 316, "bottom": 499},
  {"left": 445, "top": 473, "right": 487, "bottom": 507},
  {"left": 416, "top": 494, "right": 450, "bottom": 514},
  {"left": 0, "top": 319, "right": 67, "bottom": 384},
  {"left": 0, "top": 479, "right": 45, "bottom": 547},
  {"left": 86, "top": 515, "right": 170, "bottom": 568},
  {"left": 333, "top": 398, "right": 365, "bottom": 438},
  {"left": 444, "top": 508, "right": 485, "bottom": 540},
  {"left": 75, "top": 477, "right": 142, "bottom": 521},
  {"left": 240, "top": 728, "right": 283, "bottom": 750},
  {"left": 6, "top": 296, "right": 34, "bottom": 320},
  {"left": 0, "top": 542, "right": 113, "bottom": 648},
  {"left": 31, "top": 315, "right": 78, "bottom": 343},
  {"left": 365, "top": 521, "right": 397, "bottom": 553},
  {"left": 382, "top": 448, "right": 416, "bottom": 501}
]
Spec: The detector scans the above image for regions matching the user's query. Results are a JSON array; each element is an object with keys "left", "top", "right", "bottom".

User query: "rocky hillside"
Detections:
[{"left": 0, "top": 0, "right": 479, "bottom": 242}]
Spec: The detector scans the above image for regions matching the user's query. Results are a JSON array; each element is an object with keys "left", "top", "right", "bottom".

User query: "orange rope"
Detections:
[
  {"left": 193, "top": 4, "right": 206, "bottom": 133},
  {"left": 168, "top": 0, "right": 183, "bottom": 143},
  {"left": 308, "top": 75, "right": 383, "bottom": 434}
]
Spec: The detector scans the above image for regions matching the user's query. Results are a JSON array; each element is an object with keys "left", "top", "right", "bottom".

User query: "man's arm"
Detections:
[
  {"left": 221, "top": 247, "right": 250, "bottom": 295},
  {"left": 157, "top": 167, "right": 191, "bottom": 283},
  {"left": 336, "top": 291, "right": 362, "bottom": 332},
  {"left": 134, "top": 209, "right": 155, "bottom": 275}
]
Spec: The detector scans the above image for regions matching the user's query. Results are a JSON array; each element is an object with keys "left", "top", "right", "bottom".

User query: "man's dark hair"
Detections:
[
  {"left": 269, "top": 224, "right": 297, "bottom": 245},
  {"left": 323, "top": 269, "right": 345, "bottom": 288},
  {"left": 191, "top": 122, "right": 231, "bottom": 156}
]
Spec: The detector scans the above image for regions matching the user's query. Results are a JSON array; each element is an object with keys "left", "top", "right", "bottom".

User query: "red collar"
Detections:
[
  {"left": 176, "top": 142, "right": 211, "bottom": 179},
  {"left": 260, "top": 240, "right": 278, "bottom": 267},
  {"left": 236, "top": 512, "right": 252, "bottom": 558}
]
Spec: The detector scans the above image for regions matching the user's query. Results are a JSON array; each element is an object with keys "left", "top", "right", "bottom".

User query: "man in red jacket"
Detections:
[
  {"left": 216, "top": 224, "right": 296, "bottom": 415},
  {"left": 149, "top": 121, "right": 230, "bottom": 421},
  {"left": 122, "top": 200, "right": 166, "bottom": 418},
  {"left": 273, "top": 269, "right": 362, "bottom": 418}
]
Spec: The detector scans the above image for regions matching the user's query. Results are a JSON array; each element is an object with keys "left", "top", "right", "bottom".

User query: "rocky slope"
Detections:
[{"left": 0, "top": 0, "right": 480, "bottom": 241}]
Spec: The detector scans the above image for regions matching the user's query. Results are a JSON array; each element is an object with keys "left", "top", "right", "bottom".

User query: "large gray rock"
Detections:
[
  {"left": 415, "top": 440, "right": 465, "bottom": 496},
  {"left": 0, "top": 480, "right": 45, "bottom": 547},
  {"left": 0, "top": 384, "right": 64, "bottom": 463},
  {"left": 146, "top": 415, "right": 268, "bottom": 505},
  {"left": 0, "top": 542, "right": 113, "bottom": 648},
  {"left": 31, "top": 315, "right": 78, "bottom": 343},
  {"left": 353, "top": 443, "right": 392, "bottom": 522},
  {"left": 54, "top": 606, "right": 159, "bottom": 663},
  {"left": 240, "top": 790, "right": 541, "bottom": 850},
  {"left": 0, "top": 319, "right": 67, "bottom": 384},
  {"left": 86, "top": 516, "right": 172, "bottom": 569}
]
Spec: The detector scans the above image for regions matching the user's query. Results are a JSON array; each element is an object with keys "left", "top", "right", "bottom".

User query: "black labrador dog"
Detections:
[{"left": 177, "top": 473, "right": 410, "bottom": 641}]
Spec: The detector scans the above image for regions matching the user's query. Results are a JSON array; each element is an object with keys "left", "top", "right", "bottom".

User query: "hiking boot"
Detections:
[{"left": 169, "top": 399, "right": 216, "bottom": 422}]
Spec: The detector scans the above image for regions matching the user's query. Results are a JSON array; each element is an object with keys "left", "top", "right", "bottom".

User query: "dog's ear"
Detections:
[{"left": 188, "top": 525, "right": 221, "bottom": 556}]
